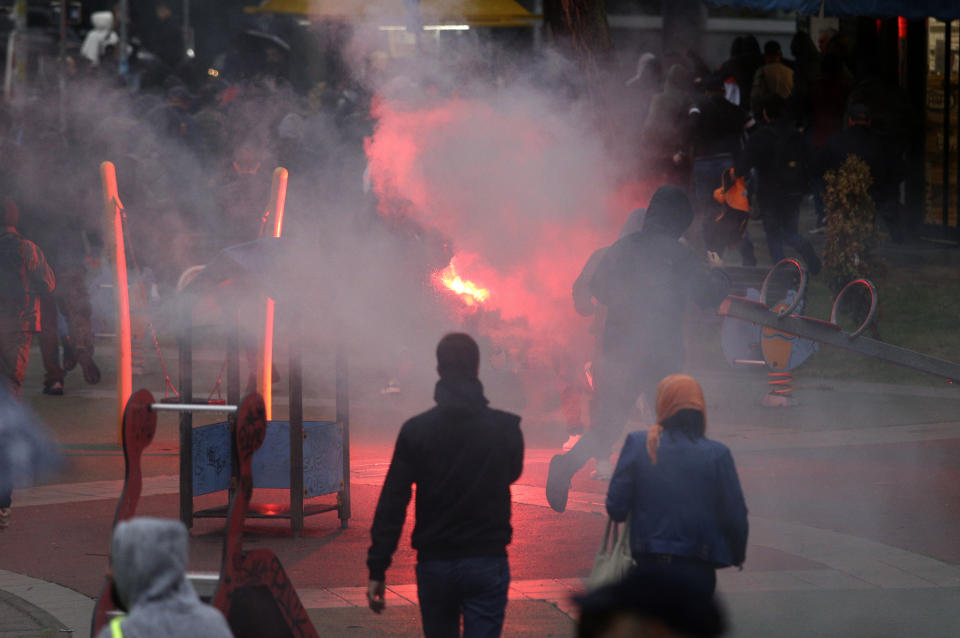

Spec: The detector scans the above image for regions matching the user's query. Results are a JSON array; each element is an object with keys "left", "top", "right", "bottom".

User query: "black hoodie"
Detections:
[
  {"left": 367, "top": 377, "right": 523, "bottom": 581},
  {"left": 589, "top": 186, "right": 729, "bottom": 362}
]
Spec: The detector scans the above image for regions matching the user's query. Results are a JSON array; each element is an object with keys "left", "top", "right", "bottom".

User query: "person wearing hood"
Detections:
[
  {"left": 606, "top": 374, "right": 748, "bottom": 596},
  {"left": 561, "top": 208, "right": 648, "bottom": 453},
  {"left": 641, "top": 65, "right": 694, "bottom": 186},
  {"left": 366, "top": 333, "right": 523, "bottom": 638},
  {"left": 80, "top": 12, "right": 119, "bottom": 67},
  {"left": 547, "top": 187, "right": 729, "bottom": 512},
  {"left": 96, "top": 517, "right": 233, "bottom": 638}
]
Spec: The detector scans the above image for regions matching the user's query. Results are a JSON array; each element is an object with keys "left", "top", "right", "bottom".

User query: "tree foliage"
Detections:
[{"left": 823, "top": 154, "right": 884, "bottom": 293}]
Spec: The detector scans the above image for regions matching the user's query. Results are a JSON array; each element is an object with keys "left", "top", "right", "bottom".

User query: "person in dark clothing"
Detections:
[
  {"left": 641, "top": 65, "right": 694, "bottom": 187},
  {"left": 575, "top": 561, "right": 728, "bottom": 638},
  {"left": 689, "top": 73, "right": 755, "bottom": 265},
  {"left": 139, "top": 1, "right": 184, "bottom": 73},
  {"left": 816, "top": 104, "right": 905, "bottom": 241},
  {"left": 735, "top": 95, "right": 821, "bottom": 272},
  {"left": 0, "top": 198, "right": 55, "bottom": 398},
  {"left": 546, "top": 187, "right": 730, "bottom": 513},
  {"left": 367, "top": 333, "right": 524, "bottom": 638},
  {"left": 565, "top": 208, "right": 647, "bottom": 452},
  {"left": 33, "top": 219, "right": 102, "bottom": 395},
  {"left": 718, "top": 35, "right": 764, "bottom": 113},
  {"left": 808, "top": 54, "right": 853, "bottom": 230}
]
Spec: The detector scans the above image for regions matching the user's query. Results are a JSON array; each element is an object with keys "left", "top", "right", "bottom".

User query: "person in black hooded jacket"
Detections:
[
  {"left": 546, "top": 186, "right": 729, "bottom": 513},
  {"left": 367, "top": 333, "right": 523, "bottom": 638}
]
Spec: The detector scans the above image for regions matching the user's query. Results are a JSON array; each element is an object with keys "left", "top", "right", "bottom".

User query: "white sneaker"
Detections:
[
  {"left": 590, "top": 460, "right": 613, "bottom": 481},
  {"left": 561, "top": 434, "right": 581, "bottom": 452},
  {"left": 380, "top": 379, "right": 401, "bottom": 395}
]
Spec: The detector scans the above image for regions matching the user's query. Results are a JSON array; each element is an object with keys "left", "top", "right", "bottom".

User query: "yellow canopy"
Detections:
[{"left": 245, "top": 0, "right": 540, "bottom": 28}]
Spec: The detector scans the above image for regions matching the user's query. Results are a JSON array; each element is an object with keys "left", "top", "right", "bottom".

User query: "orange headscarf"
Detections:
[{"left": 647, "top": 374, "right": 706, "bottom": 464}]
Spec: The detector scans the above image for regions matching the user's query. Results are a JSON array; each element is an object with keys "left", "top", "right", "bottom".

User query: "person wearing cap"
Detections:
[
  {"left": 546, "top": 187, "right": 730, "bottom": 512},
  {"left": 0, "top": 197, "right": 55, "bottom": 398},
  {"left": 688, "top": 72, "right": 755, "bottom": 265},
  {"left": 366, "top": 333, "right": 523, "bottom": 638},
  {"left": 605, "top": 374, "right": 748, "bottom": 596}
]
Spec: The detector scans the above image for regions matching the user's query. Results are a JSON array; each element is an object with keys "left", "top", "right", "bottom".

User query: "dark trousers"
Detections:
[
  {"left": 564, "top": 352, "right": 676, "bottom": 471},
  {"left": 416, "top": 556, "right": 510, "bottom": 638},
  {"left": 633, "top": 554, "right": 717, "bottom": 595},
  {"left": 0, "top": 331, "right": 33, "bottom": 398},
  {"left": 39, "top": 265, "right": 96, "bottom": 386},
  {"left": 759, "top": 196, "right": 821, "bottom": 272}
]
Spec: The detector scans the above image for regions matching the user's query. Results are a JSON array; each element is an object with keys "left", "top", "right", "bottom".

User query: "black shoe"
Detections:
[
  {"left": 43, "top": 380, "right": 64, "bottom": 396},
  {"left": 546, "top": 454, "right": 574, "bottom": 513}
]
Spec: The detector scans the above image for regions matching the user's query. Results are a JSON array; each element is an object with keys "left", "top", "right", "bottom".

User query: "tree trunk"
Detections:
[{"left": 543, "top": 0, "right": 612, "bottom": 74}]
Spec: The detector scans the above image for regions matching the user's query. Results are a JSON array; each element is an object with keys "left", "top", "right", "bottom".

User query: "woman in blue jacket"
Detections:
[{"left": 606, "top": 374, "right": 748, "bottom": 595}]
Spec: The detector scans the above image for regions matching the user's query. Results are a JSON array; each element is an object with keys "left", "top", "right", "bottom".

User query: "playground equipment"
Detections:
[
  {"left": 91, "top": 390, "right": 320, "bottom": 638},
  {"left": 719, "top": 259, "right": 960, "bottom": 383},
  {"left": 173, "top": 239, "right": 350, "bottom": 534},
  {"left": 100, "top": 161, "right": 132, "bottom": 440},
  {"left": 90, "top": 389, "right": 158, "bottom": 635},
  {"left": 258, "top": 167, "right": 288, "bottom": 420},
  {"left": 211, "top": 393, "right": 319, "bottom": 638}
]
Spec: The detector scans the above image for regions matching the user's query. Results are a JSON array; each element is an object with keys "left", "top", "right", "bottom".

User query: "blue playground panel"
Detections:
[{"left": 192, "top": 420, "right": 343, "bottom": 498}]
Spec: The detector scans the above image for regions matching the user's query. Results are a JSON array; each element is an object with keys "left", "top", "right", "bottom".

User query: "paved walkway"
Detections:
[
  {"left": 5, "top": 360, "right": 960, "bottom": 637},
  {"left": 8, "top": 439, "right": 960, "bottom": 637}
]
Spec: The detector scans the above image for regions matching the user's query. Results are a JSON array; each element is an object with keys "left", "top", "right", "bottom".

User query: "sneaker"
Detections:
[
  {"left": 43, "top": 381, "right": 63, "bottom": 397},
  {"left": 42, "top": 380, "right": 64, "bottom": 396},
  {"left": 380, "top": 379, "right": 401, "bottom": 395},
  {"left": 590, "top": 459, "right": 613, "bottom": 481},
  {"left": 546, "top": 454, "right": 574, "bottom": 513},
  {"left": 808, "top": 224, "right": 825, "bottom": 235},
  {"left": 561, "top": 434, "right": 581, "bottom": 452},
  {"left": 0, "top": 508, "right": 9, "bottom": 530}
]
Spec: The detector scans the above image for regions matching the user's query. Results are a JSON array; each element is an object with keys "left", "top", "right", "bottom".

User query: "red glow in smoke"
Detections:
[{"left": 365, "top": 91, "right": 650, "bottom": 353}]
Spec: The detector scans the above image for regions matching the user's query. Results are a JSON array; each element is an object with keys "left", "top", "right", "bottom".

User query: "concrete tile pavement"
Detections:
[
  {"left": 0, "top": 569, "right": 92, "bottom": 637},
  {"left": 6, "top": 369, "right": 960, "bottom": 637}
]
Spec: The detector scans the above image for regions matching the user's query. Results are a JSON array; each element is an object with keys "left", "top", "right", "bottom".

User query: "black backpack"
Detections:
[{"left": 773, "top": 126, "right": 810, "bottom": 197}]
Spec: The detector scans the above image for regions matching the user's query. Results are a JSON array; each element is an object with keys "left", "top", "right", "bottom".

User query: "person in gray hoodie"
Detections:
[{"left": 96, "top": 517, "right": 233, "bottom": 638}]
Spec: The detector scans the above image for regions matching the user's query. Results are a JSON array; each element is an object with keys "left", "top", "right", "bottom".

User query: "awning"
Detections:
[
  {"left": 245, "top": 0, "right": 540, "bottom": 28},
  {"left": 705, "top": 0, "right": 960, "bottom": 19}
]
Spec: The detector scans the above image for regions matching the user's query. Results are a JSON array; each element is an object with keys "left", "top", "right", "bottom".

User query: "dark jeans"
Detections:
[
  {"left": 759, "top": 195, "right": 821, "bottom": 272},
  {"left": 39, "top": 264, "right": 96, "bottom": 386},
  {"left": 416, "top": 556, "right": 510, "bottom": 638},
  {"left": 633, "top": 554, "right": 717, "bottom": 595},
  {"left": 564, "top": 352, "right": 676, "bottom": 471}
]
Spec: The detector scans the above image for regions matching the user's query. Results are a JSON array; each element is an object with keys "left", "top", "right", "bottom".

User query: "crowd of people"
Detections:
[{"left": 627, "top": 30, "right": 907, "bottom": 271}]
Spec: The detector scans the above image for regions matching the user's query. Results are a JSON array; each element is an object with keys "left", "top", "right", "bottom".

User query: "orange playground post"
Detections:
[
  {"left": 258, "top": 167, "right": 288, "bottom": 420},
  {"left": 100, "top": 162, "right": 132, "bottom": 441}
]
